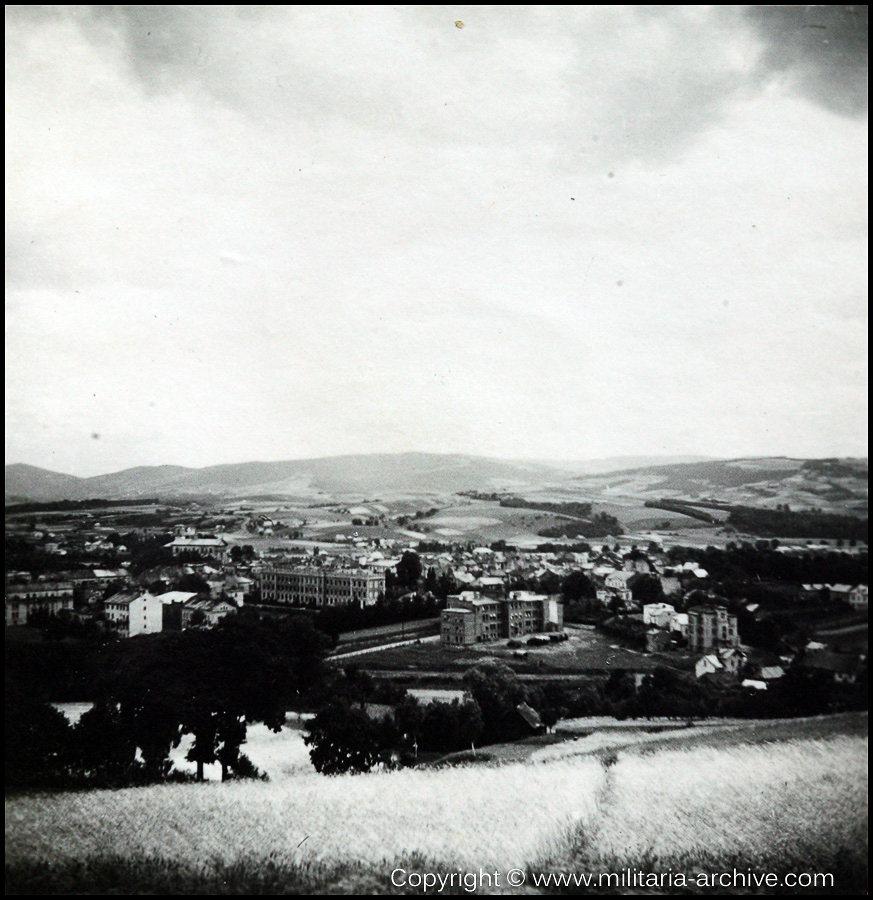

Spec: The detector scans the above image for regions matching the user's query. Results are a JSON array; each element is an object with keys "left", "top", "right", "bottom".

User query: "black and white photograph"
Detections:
[{"left": 5, "top": 5, "right": 868, "bottom": 895}]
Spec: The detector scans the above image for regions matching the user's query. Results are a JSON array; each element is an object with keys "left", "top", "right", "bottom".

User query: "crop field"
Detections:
[
  {"left": 6, "top": 717, "right": 867, "bottom": 894},
  {"left": 540, "top": 736, "right": 867, "bottom": 891}
]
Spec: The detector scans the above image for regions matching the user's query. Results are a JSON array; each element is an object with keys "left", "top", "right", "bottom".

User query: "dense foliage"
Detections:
[
  {"left": 5, "top": 611, "right": 331, "bottom": 790},
  {"left": 726, "top": 506, "right": 868, "bottom": 541},
  {"left": 537, "top": 512, "right": 623, "bottom": 539},
  {"left": 499, "top": 497, "right": 594, "bottom": 518},
  {"left": 314, "top": 592, "right": 444, "bottom": 638},
  {"left": 665, "top": 544, "right": 867, "bottom": 585}
]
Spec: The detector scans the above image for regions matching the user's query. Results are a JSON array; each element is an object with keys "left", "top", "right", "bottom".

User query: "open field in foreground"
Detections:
[{"left": 6, "top": 714, "right": 867, "bottom": 894}]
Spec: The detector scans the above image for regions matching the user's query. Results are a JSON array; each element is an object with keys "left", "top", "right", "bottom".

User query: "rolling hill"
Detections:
[
  {"left": 5, "top": 454, "right": 868, "bottom": 514},
  {"left": 572, "top": 457, "right": 868, "bottom": 514},
  {"left": 5, "top": 454, "right": 567, "bottom": 503}
]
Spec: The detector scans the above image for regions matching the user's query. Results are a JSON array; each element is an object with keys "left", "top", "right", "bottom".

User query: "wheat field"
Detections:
[{"left": 5, "top": 728, "right": 867, "bottom": 893}]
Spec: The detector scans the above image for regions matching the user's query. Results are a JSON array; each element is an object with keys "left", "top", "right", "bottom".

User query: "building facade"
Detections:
[
  {"left": 5, "top": 581, "right": 74, "bottom": 626},
  {"left": 642, "top": 602, "right": 676, "bottom": 629},
  {"left": 164, "top": 536, "right": 229, "bottom": 563},
  {"left": 596, "top": 570, "right": 635, "bottom": 606},
  {"left": 260, "top": 564, "right": 385, "bottom": 606},
  {"left": 104, "top": 591, "right": 164, "bottom": 637},
  {"left": 848, "top": 584, "right": 868, "bottom": 611},
  {"left": 440, "top": 608, "right": 477, "bottom": 646},
  {"left": 687, "top": 604, "right": 740, "bottom": 652},
  {"left": 440, "top": 590, "right": 563, "bottom": 646}
]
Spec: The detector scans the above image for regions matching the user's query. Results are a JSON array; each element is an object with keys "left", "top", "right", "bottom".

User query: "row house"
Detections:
[
  {"left": 181, "top": 596, "right": 238, "bottom": 628},
  {"left": 800, "top": 584, "right": 868, "bottom": 610}
]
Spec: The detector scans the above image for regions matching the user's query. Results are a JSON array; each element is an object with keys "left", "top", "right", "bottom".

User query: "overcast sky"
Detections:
[{"left": 5, "top": 6, "right": 868, "bottom": 476}]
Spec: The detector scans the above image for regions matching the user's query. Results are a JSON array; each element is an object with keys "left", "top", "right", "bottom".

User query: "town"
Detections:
[{"left": 6, "top": 489, "right": 868, "bottom": 715}]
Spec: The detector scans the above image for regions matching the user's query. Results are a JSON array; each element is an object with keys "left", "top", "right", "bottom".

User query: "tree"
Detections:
[
  {"left": 463, "top": 662, "right": 527, "bottom": 743},
  {"left": 229, "top": 544, "right": 256, "bottom": 563},
  {"left": 99, "top": 612, "right": 331, "bottom": 782},
  {"left": 396, "top": 551, "right": 422, "bottom": 591},
  {"left": 5, "top": 682, "right": 72, "bottom": 790},
  {"left": 561, "top": 570, "right": 596, "bottom": 602},
  {"left": 174, "top": 573, "right": 211, "bottom": 594},
  {"left": 304, "top": 701, "right": 397, "bottom": 775},
  {"left": 417, "top": 700, "right": 484, "bottom": 753},
  {"left": 437, "top": 569, "right": 457, "bottom": 600},
  {"left": 630, "top": 574, "right": 664, "bottom": 605},
  {"left": 537, "top": 571, "right": 562, "bottom": 595},
  {"left": 394, "top": 696, "right": 425, "bottom": 758},
  {"left": 71, "top": 701, "right": 140, "bottom": 785}
]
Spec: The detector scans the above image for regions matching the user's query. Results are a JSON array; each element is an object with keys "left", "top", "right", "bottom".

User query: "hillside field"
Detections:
[{"left": 6, "top": 714, "right": 867, "bottom": 894}]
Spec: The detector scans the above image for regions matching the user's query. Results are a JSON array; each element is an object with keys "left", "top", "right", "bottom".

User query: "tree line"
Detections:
[
  {"left": 725, "top": 506, "right": 867, "bottom": 541},
  {"left": 302, "top": 659, "right": 868, "bottom": 775}
]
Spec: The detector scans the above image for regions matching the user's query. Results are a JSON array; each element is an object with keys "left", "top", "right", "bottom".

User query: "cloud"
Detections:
[
  {"left": 746, "top": 5, "right": 868, "bottom": 117},
  {"left": 4, "top": 6, "right": 867, "bottom": 471},
  {"left": 14, "top": 5, "right": 862, "bottom": 168}
]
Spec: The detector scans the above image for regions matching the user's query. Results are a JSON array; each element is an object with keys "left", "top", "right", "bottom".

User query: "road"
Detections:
[{"left": 330, "top": 635, "right": 441, "bottom": 660}]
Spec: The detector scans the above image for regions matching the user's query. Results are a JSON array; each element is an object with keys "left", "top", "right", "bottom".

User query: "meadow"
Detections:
[{"left": 5, "top": 716, "right": 867, "bottom": 894}]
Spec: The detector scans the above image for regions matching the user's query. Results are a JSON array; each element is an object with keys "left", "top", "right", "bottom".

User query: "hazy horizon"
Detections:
[
  {"left": 6, "top": 7, "right": 868, "bottom": 477},
  {"left": 7, "top": 449, "right": 872, "bottom": 483}
]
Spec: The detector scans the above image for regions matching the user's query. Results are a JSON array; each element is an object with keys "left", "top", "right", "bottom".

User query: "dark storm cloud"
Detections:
[{"left": 747, "top": 5, "right": 868, "bottom": 116}]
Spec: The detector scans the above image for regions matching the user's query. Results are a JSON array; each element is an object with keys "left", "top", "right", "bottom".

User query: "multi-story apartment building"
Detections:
[
  {"left": 103, "top": 591, "right": 164, "bottom": 637},
  {"left": 687, "top": 604, "right": 740, "bottom": 652},
  {"left": 440, "top": 608, "right": 477, "bottom": 646},
  {"left": 5, "top": 580, "right": 74, "bottom": 626},
  {"left": 440, "top": 590, "right": 563, "bottom": 646},
  {"left": 442, "top": 592, "right": 501, "bottom": 643},
  {"left": 259, "top": 564, "right": 385, "bottom": 607}
]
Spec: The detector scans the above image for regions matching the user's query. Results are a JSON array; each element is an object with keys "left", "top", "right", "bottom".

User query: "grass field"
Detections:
[
  {"left": 539, "top": 735, "right": 867, "bottom": 892},
  {"left": 6, "top": 714, "right": 867, "bottom": 894},
  {"left": 359, "top": 624, "right": 660, "bottom": 675}
]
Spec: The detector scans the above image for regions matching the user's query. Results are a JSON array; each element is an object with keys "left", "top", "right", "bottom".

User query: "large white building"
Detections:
[{"left": 104, "top": 591, "right": 164, "bottom": 637}]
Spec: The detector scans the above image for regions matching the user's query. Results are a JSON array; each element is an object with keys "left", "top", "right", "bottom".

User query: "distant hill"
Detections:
[
  {"left": 5, "top": 453, "right": 566, "bottom": 503},
  {"left": 5, "top": 454, "right": 868, "bottom": 514},
  {"left": 531, "top": 455, "right": 716, "bottom": 475},
  {"left": 5, "top": 464, "right": 86, "bottom": 504},
  {"left": 573, "top": 457, "right": 868, "bottom": 515}
]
